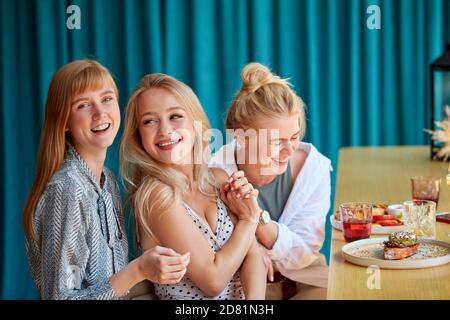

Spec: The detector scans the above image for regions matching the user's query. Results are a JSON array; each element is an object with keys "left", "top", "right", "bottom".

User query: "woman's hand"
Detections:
[
  {"left": 219, "top": 171, "right": 260, "bottom": 223},
  {"left": 137, "top": 246, "right": 190, "bottom": 284},
  {"left": 224, "top": 171, "right": 255, "bottom": 199}
]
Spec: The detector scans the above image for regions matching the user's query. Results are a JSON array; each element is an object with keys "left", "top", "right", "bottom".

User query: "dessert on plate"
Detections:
[{"left": 383, "top": 231, "right": 419, "bottom": 260}]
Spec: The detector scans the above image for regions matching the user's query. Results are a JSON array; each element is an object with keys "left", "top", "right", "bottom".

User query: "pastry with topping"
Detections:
[{"left": 383, "top": 231, "right": 419, "bottom": 260}]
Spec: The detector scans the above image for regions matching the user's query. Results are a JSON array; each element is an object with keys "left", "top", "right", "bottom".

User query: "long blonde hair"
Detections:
[
  {"left": 120, "top": 74, "right": 216, "bottom": 241},
  {"left": 23, "top": 59, "right": 118, "bottom": 241},
  {"left": 226, "top": 62, "right": 306, "bottom": 137}
]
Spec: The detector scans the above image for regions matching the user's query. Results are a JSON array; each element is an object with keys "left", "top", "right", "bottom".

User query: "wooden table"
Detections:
[{"left": 328, "top": 146, "right": 450, "bottom": 300}]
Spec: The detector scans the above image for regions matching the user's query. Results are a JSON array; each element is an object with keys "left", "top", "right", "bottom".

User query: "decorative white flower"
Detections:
[{"left": 424, "top": 105, "right": 450, "bottom": 161}]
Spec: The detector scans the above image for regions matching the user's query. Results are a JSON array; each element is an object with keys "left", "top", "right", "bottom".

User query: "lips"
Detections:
[
  {"left": 156, "top": 137, "right": 183, "bottom": 150},
  {"left": 91, "top": 123, "right": 111, "bottom": 133},
  {"left": 272, "top": 158, "right": 288, "bottom": 165}
]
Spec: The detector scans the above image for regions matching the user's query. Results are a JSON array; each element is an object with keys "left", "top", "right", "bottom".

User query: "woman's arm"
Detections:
[
  {"left": 265, "top": 157, "right": 331, "bottom": 270},
  {"left": 37, "top": 182, "right": 189, "bottom": 299},
  {"left": 216, "top": 169, "right": 279, "bottom": 250},
  {"left": 225, "top": 210, "right": 267, "bottom": 300},
  {"left": 239, "top": 239, "right": 267, "bottom": 300},
  {"left": 110, "top": 246, "right": 190, "bottom": 297},
  {"left": 255, "top": 222, "right": 279, "bottom": 250},
  {"left": 109, "top": 174, "right": 190, "bottom": 297},
  {"left": 250, "top": 149, "right": 308, "bottom": 250},
  {"left": 145, "top": 187, "right": 260, "bottom": 297}
]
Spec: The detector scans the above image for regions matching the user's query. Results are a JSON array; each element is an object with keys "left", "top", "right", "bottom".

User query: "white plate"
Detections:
[
  {"left": 342, "top": 238, "right": 450, "bottom": 269},
  {"left": 330, "top": 215, "right": 406, "bottom": 235}
]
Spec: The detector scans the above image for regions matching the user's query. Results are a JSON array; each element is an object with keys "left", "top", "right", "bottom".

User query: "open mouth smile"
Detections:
[
  {"left": 91, "top": 123, "right": 111, "bottom": 133},
  {"left": 156, "top": 137, "right": 183, "bottom": 150},
  {"left": 272, "top": 158, "right": 289, "bottom": 165}
]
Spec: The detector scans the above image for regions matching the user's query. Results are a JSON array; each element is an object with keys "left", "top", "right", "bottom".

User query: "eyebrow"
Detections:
[
  {"left": 269, "top": 130, "right": 301, "bottom": 141},
  {"left": 71, "top": 90, "right": 116, "bottom": 105},
  {"left": 140, "top": 106, "right": 185, "bottom": 117}
]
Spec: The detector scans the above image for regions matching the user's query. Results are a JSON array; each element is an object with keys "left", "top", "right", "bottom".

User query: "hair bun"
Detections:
[{"left": 241, "top": 63, "right": 284, "bottom": 93}]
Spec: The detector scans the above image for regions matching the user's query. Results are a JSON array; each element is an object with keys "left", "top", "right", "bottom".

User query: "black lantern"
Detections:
[{"left": 430, "top": 43, "right": 450, "bottom": 160}]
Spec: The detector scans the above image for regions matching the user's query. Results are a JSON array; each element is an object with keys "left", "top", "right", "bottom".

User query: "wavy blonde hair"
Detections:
[
  {"left": 120, "top": 74, "right": 216, "bottom": 242},
  {"left": 226, "top": 62, "right": 306, "bottom": 137},
  {"left": 23, "top": 59, "right": 118, "bottom": 241}
]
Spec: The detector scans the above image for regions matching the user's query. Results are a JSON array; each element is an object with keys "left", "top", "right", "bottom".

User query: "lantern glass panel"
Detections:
[{"left": 432, "top": 70, "right": 450, "bottom": 152}]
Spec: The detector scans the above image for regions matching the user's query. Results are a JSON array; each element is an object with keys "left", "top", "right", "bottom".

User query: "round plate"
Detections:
[
  {"left": 342, "top": 238, "right": 450, "bottom": 269},
  {"left": 330, "top": 215, "right": 406, "bottom": 235}
]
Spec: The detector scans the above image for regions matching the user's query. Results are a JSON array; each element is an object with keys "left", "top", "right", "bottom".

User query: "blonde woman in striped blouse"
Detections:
[{"left": 23, "top": 60, "right": 189, "bottom": 300}]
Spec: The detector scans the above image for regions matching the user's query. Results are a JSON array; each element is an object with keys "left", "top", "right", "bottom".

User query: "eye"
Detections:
[
  {"left": 102, "top": 96, "right": 114, "bottom": 103},
  {"left": 170, "top": 114, "right": 183, "bottom": 120},
  {"left": 143, "top": 118, "right": 158, "bottom": 125},
  {"left": 291, "top": 135, "right": 299, "bottom": 141},
  {"left": 77, "top": 103, "right": 90, "bottom": 110},
  {"left": 270, "top": 140, "right": 282, "bottom": 146}
]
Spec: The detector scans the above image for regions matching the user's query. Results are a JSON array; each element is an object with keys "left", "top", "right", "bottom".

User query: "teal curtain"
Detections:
[{"left": 2, "top": 0, "right": 450, "bottom": 299}]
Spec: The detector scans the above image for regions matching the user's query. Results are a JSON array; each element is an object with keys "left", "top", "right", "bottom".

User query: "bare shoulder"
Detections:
[
  {"left": 140, "top": 202, "right": 188, "bottom": 239},
  {"left": 210, "top": 168, "right": 230, "bottom": 185},
  {"left": 147, "top": 202, "right": 187, "bottom": 229},
  {"left": 141, "top": 198, "right": 218, "bottom": 263},
  {"left": 290, "top": 148, "right": 309, "bottom": 184}
]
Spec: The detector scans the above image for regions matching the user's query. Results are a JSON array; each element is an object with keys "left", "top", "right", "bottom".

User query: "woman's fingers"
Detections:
[
  {"left": 219, "top": 186, "right": 227, "bottom": 202},
  {"left": 160, "top": 272, "right": 188, "bottom": 284},
  {"left": 160, "top": 252, "right": 190, "bottom": 266},
  {"left": 159, "top": 268, "right": 188, "bottom": 284},
  {"left": 238, "top": 184, "right": 253, "bottom": 198},
  {"left": 230, "top": 177, "right": 248, "bottom": 191},
  {"left": 161, "top": 260, "right": 189, "bottom": 273},
  {"left": 266, "top": 258, "right": 274, "bottom": 282},
  {"left": 227, "top": 188, "right": 236, "bottom": 201},
  {"left": 228, "top": 170, "right": 245, "bottom": 183},
  {"left": 154, "top": 245, "right": 180, "bottom": 257},
  {"left": 164, "top": 269, "right": 187, "bottom": 280},
  {"left": 259, "top": 246, "right": 274, "bottom": 282}
]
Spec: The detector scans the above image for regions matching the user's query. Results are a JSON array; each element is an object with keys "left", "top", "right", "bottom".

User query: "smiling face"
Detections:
[
  {"left": 241, "top": 113, "right": 300, "bottom": 176},
  {"left": 137, "top": 87, "right": 195, "bottom": 164},
  {"left": 67, "top": 86, "right": 120, "bottom": 156}
]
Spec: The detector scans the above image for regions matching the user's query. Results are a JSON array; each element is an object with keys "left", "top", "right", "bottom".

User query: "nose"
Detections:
[
  {"left": 281, "top": 140, "right": 295, "bottom": 156},
  {"left": 92, "top": 102, "right": 106, "bottom": 120},
  {"left": 158, "top": 120, "right": 174, "bottom": 136}
]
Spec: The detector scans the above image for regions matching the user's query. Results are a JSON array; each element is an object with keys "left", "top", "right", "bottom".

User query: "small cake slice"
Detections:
[{"left": 383, "top": 231, "right": 419, "bottom": 260}]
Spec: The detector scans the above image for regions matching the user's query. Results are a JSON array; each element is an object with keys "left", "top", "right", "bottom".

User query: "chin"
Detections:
[
  {"left": 97, "top": 138, "right": 116, "bottom": 149},
  {"left": 276, "top": 166, "right": 288, "bottom": 175}
]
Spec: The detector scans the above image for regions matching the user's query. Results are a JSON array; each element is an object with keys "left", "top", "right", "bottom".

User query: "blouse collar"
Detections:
[{"left": 66, "top": 143, "right": 107, "bottom": 194}]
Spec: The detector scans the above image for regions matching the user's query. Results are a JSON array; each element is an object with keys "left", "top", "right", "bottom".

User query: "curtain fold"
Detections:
[{"left": 1, "top": 0, "right": 450, "bottom": 299}]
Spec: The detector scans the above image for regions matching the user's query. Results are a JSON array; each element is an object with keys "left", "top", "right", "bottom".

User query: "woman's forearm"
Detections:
[
  {"left": 240, "top": 244, "right": 266, "bottom": 299},
  {"left": 208, "top": 219, "right": 259, "bottom": 292},
  {"left": 255, "top": 221, "right": 279, "bottom": 250},
  {"left": 109, "top": 258, "right": 143, "bottom": 297}
]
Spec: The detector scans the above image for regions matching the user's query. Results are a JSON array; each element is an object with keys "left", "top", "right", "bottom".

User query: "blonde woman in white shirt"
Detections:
[{"left": 209, "top": 63, "right": 332, "bottom": 300}]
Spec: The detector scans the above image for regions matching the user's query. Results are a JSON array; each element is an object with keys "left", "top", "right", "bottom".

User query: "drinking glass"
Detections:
[
  {"left": 403, "top": 200, "right": 436, "bottom": 239},
  {"left": 411, "top": 176, "right": 441, "bottom": 207},
  {"left": 339, "top": 202, "right": 372, "bottom": 242}
]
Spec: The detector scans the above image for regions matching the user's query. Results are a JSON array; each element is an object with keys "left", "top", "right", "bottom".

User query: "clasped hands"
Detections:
[
  {"left": 219, "top": 170, "right": 261, "bottom": 223},
  {"left": 219, "top": 170, "right": 274, "bottom": 282}
]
